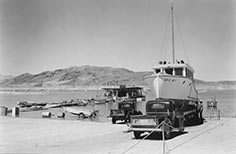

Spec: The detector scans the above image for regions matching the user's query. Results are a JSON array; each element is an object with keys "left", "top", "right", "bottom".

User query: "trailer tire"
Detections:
[
  {"left": 133, "top": 131, "right": 142, "bottom": 139},
  {"left": 90, "top": 112, "right": 97, "bottom": 119},
  {"left": 78, "top": 113, "right": 85, "bottom": 120},
  {"left": 112, "top": 118, "right": 116, "bottom": 124}
]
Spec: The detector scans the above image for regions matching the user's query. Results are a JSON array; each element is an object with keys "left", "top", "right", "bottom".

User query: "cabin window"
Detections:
[
  {"left": 186, "top": 69, "right": 193, "bottom": 79},
  {"left": 189, "top": 71, "right": 193, "bottom": 79},
  {"left": 175, "top": 68, "right": 183, "bottom": 76},
  {"left": 165, "top": 68, "right": 173, "bottom": 75},
  {"left": 155, "top": 69, "right": 160, "bottom": 74}
]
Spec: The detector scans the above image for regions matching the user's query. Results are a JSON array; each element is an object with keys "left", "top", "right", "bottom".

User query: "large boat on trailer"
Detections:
[
  {"left": 144, "top": 0, "right": 199, "bottom": 103},
  {"left": 145, "top": 62, "right": 198, "bottom": 102}
]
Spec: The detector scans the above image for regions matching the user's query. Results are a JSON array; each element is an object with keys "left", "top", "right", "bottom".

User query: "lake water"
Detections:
[{"left": 0, "top": 89, "right": 235, "bottom": 121}]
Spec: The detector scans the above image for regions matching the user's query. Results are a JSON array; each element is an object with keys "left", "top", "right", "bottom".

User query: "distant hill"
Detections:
[
  {"left": 0, "top": 74, "right": 14, "bottom": 83},
  {"left": 195, "top": 79, "right": 236, "bottom": 91},
  {"left": 0, "top": 66, "right": 151, "bottom": 89},
  {"left": 0, "top": 65, "right": 235, "bottom": 90}
]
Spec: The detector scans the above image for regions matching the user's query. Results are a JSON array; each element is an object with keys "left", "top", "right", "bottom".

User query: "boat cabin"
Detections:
[
  {"left": 102, "top": 85, "right": 145, "bottom": 99},
  {"left": 153, "top": 61, "right": 194, "bottom": 79}
]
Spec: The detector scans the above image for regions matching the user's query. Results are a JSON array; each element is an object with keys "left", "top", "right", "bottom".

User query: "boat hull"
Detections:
[{"left": 145, "top": 73, "right": 198, "bottom": 100}]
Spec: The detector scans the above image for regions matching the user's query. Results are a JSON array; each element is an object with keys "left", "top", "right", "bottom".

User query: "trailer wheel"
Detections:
[
  {"left": 78, "top": 113, "right": 85, "bottom": 120},
  {"left": 133, "top": 131, "right": 142, "bottom": 139},
  {"left": 90, "top": 112, "right": 97, "bottom": 119},
  {"left": 112, "top": 118, "right": 116, "bottom": 124}
]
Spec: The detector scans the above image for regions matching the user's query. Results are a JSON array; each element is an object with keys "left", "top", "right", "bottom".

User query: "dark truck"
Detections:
[
  {"left": 129, "top": 99, "right": 198, "bottom": 139},
  {"left": 110, "top": 98, "right": 143, "bottom": 124},
  {"left": 103, "top": 85, "right": 145, "bottom": 124}
]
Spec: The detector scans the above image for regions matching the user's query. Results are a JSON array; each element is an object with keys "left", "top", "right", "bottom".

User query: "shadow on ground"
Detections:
[
  {"left": 185, "top": 118, "right": 204, "bottom": 127},
  {"left": 133, "top": 131, "right": 188, "bottom": 141}
]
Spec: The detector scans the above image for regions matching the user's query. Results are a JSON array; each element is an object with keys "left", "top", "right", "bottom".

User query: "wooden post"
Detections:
[
  {"left": 218, "top": 110, "right": 220, "bottom": 125},
  {"left": 0, "top": 106, "right": 8, "bottom": 116}
]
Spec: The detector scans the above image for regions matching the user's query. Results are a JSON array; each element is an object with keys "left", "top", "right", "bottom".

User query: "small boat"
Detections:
[
  {"left": 20, "top": 106, "right": 45, "bottom": 112},
  {"left": 44, "top": 103, "right": 62, "bottom": 109},
  {"left": 17, "top": 101, "right": 47, "bottom": 108},
  {"left": 63, "top": 106, "right": 98, "bottom": 119}
]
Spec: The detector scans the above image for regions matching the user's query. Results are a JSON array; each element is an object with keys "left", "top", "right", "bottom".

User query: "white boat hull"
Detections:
[{"left": 145, "top": 73, "right": 198, "bottom": 100}]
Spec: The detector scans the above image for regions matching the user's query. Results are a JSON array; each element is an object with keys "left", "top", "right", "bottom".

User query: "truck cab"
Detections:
[
  {"left": 129, "top": 99, "right": 195, "bottom": 139},
  {"left": 103, "top": 85, "right": 145, "bottom": 124}
]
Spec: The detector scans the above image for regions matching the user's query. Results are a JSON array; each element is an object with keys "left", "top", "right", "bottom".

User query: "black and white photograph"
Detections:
[{"left": 0, "top": 0, "right": 235, "bottom": 153}]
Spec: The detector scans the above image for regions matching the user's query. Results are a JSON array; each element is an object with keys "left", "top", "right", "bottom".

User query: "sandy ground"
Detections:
[{"left": 0, "top": 116, "right": 236, "bottom": 154}]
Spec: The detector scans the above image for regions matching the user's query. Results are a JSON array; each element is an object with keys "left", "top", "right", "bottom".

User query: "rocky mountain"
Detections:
[
  {"left": 0, "top": 66, "right": 235, "bottom": 90},
  {"left": 0, "top": 66, "right": 151, "bottom": 88}
]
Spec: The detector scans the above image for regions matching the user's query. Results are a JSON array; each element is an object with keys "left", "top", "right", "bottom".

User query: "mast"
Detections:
[{"left": 171, "top": 0, "right": 175, "bottom": 64}]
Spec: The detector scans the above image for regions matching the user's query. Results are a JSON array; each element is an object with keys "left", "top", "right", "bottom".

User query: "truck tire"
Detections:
[
  {"left": 136, "top": 111, "right": 143, "bottom": 115},
  {"left": 112, "top": 118, "right": 116, "bottom": 124},
  {"left": 133, "top": 131, "right": 142, "bottom": 139}
]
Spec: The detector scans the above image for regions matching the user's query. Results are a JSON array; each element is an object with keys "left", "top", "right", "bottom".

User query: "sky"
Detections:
[{"left": 0, "top": 0, "right": 235, "bottom": 81}]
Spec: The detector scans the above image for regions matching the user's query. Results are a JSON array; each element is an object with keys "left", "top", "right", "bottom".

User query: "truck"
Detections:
[
  {"left": 129, "top": 99, "right": 198, "bottom": 139},
  {"left": 110, "top": 98, "right": 143, "bottom": 124},
  {"left": 103, "top": 85, "right": 145, "bottom": 124}
]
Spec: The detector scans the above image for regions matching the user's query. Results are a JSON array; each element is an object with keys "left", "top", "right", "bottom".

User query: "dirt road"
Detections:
[{"left": 0, "top": 117, "right": 236, "bottom": 154}]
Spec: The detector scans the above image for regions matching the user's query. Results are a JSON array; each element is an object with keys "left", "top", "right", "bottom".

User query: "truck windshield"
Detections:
[
  {"left": 123, "top": 104, "right": 131, "bottom": 108},
  {"left": 151, "top": 103, "right": 165, "bottom": 109},
  {"left": 119, "top": 102, "right": 134, "bottom": 109},
  {"left": 146, "top": 101, "right": 170, "bottom": 113}
]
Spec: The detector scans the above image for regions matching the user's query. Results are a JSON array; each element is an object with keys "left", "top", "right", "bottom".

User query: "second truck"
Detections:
[{"left": 129, "top": 99, "right": 198, "bottom": 139}]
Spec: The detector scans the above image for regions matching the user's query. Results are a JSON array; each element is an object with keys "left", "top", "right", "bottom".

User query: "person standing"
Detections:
[{"left": 198, "top": 101, "right": 203, "bottom": 120}]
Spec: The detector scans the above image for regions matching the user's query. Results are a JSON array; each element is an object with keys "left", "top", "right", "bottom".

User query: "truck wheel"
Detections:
[
  {"left": 133, "top": 131, "right": 142, "bottom": 139},
  {"left": 78, "top": 113, "right": 85, "bottom": 120},
  {"left": 112, "top": 118, "right": 116, "bottom": 124},
  {"left": 138, "top": 111, "right": 143, "bottom": 115}
]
